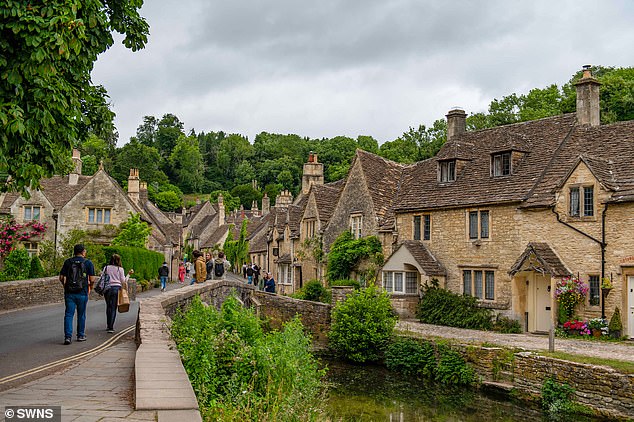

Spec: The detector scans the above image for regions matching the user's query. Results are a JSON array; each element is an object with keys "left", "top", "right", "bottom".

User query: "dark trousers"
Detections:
[{"left": 104, "top": 286, "right": 120, "bottom": 330}]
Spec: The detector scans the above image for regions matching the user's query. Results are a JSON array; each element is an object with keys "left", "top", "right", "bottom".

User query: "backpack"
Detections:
[
  {"left": 67, "top": 260, "right": 87, "bottom": 293},
  {"left": 214, "top": 261, "right": 225, "bottom": 277},
  {"left": 94, "top": 266, "right": 111, "bottom": 296}
]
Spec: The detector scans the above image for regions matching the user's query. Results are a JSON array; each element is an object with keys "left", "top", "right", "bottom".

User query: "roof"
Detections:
[
  {"left": 509, "top": 242, "right": 571, "bottom": 277},
  {"left": 391, "top": 240, "right": 446, "bottom": 276},
  {"left": 396, "top": 114, "right": 578, "bottom": 211},
  {"left": 275, "top": 253, "right": 292, "bottom": 264},
  {"left": 311, "top": 179, "right": 345, "bottom": 223}
]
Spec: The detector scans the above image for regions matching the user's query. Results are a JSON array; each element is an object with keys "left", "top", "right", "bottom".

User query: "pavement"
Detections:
[{"left": 3, "top": 283, "right": 634, "bottom": 421}]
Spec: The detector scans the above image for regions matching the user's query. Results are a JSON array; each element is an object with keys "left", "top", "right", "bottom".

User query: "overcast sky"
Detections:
[{"left": 92, "top": 1, "right": 634, "bottom": 147}]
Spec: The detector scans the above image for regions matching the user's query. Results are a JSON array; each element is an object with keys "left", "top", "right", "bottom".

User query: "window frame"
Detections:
[
  {"left": 413, "top": 214, "right": 431, "bottom": 241},
  {"left": 350, "top": 214, "right": 362, "bottom": 239},
  {"left": 492, "top": 152, "right": 512, "bottom": 177},
  {"left": 568, "top": 185, "right": 595, "bottom": 219},
  {"left": 463, "top": 269, "right": 495, "bottom": 301},
  {"left": 439, "top": 160, "right": 456, "bottom": 182},
  {"left": 23, "top": 205, "right": 41, "bottom": 222},
  {"left": 87, "top": 207, "right": 112, "bottom": 224},
  {"left": 304, "top": 219, "right": 316, "bottom": 239},
  {"left": 382, "top": 270, "right": 418, "bottom": 295},
  {"left": 588, "top": 275, "right": 600, "bottom": 307},
  {"left": 468, "top": 209, "right": 490, "bottom": 240}
]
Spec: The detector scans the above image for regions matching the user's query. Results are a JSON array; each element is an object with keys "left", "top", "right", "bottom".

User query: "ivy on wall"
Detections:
[{"left": 326, "top": 231, "right": 383, "bottom": 283}]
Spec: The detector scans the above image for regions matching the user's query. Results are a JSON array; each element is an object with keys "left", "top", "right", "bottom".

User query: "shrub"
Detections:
[
  {"left": 0, "top": 247, "right": 31, "bottom": 281},
  {"left": 326, "top": 231, "right": 383, "bottom": 281},
  {"left": 492, "top": 314, "right": 522, "bottom": 334},
  {"left": 28, "top": 255, "right": 45, "bottom": 278},
  {"left": 541, "top": 377, "right": 575, "bottom": 415},
  {"left": 171, "top": 295, "right": 325, "bottom": 420},
  {"left": 417, "top": 285, "right": 493, "bottom": 330},
  {"left": 609, "top": 307, "right": 623, "bottom": 337},
  {"left": 328, "top": 285, "right": 397, "bottom": 363},
  {"left": 329, "top": 278, "right": 361, "bottom": 289},
  {"left": 292, "top": 280, "right": 331, "bottom": 303},
  {"left": 385, "top": 337, "right": 436, "bottom": 378},
  {"left": 98, "top": 246, "right": 163, "bottom": 282},
  {"left": 434, "top": 343, "right": 475, "bottom": 385}
]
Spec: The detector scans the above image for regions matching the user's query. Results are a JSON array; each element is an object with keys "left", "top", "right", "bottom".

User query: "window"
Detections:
[
  {"left": 413, "top": 215, "right": 431, "bottom": 241},
  {"left": 492, "top": 152, "right": 511, "bottom": 176},
  {"left": 304, "top": 220, "right": 316, "bottom": 238},
  {"left": 463, "top": 269, "right": 495, "bottom": 300},
  {"left": 413, "top": 216, "right": 421, "bottom": 240},
  {"left": 469, "top": 210, "right": 490, "bottom": 240},
  {"left": 382, "top": 271, "right": 418, "bottom": 294},
  {"left": 23, "top": 242, "right": 38, "bottom": 257},
  {"left": 589, "top": 275, "right": 600, "bottom": 306},
  {"left": 350, "top": 215, "right": 362, "bottom": 239},
  {"left": 87, "top": 208, "right": 111, "bottom": 224},
  {"left": 569, "top": 186, "right": 594, "bottom": 218},
  {"left": 439, "top": 160, "right": 456, "bottom": 182},
  {"left": 24, "top": 206, "right": 41, "bottom": 221}
]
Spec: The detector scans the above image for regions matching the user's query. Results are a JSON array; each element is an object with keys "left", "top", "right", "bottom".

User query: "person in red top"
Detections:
[{"left": 178, "top": 262, "right": 185, "bottom": 283}]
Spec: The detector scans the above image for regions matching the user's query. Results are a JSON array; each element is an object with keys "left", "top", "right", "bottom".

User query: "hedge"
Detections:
[{"left": 89, "top": 245, "right": 164, "bottom": 282}]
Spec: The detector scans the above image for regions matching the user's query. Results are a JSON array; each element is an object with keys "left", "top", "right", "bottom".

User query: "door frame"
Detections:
[
  {"left": 628, "top": 276, "right": 634, "bottom": 338},
  {"left": 527, "top": 273, "right": 553, "bottom": 333}
]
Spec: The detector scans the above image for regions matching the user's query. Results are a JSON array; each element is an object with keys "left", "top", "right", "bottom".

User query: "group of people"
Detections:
[
  {"left": 242, "top": 262, "right": 276, "bottom": 293},
  {"left": 175, "top": 250, "right": 232, "bottom": 286},
  {"left": 59, "top": 244, "right": 133, "bottom": 345}
]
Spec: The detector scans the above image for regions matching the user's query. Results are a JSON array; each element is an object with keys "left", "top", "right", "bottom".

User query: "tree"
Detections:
[
  {"left": 112, "top": 213, "right": 152, "bottom": 248},
  {"left": 0, "top": 1, "right": 149, "bottom": 196},
  {"left": 111, "top": 139, "right": 168, "bottom": 186},
  {"left": 210, "top": 190, "right": 241, "bottom": 212},
  {"left": 154, "top": 191, "right": 183, "bottom": 212},
  {"left": 234, "top": 161, "right": 256, "bottom": 186},
  {"left": 168, "top": 135, "right": 204, "bottom": 193},
  {"left": 230, "top": 184, "right": 262, "bottom": 210}
]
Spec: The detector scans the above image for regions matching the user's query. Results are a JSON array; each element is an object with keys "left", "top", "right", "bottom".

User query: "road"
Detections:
[{"left": 0, "top": 282, "right": 185, "bottom": 391}]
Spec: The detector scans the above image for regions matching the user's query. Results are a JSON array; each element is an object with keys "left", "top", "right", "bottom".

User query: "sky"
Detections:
[{"left": 91, "top": 1, "right": 634, "bottom": 147}]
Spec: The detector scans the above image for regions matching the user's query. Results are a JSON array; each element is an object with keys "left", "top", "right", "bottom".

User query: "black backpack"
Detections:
[
  {"left": 214, "top": 262, "right": 224, "bottom": 277},
  {"left": 67, "top": 260, "right": 87, "bottom": 292}
]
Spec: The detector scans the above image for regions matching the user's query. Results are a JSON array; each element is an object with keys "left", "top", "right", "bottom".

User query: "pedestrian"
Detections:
[
  {"left": 246, "top": 263, "right": 254, "bottom": 285},
  {"left": 212, "top": 252, "right": 230, "bottom": 280},
  {"left": 178, "top": 262, "right": 185, "bottom": 283},
  {"left": 242, "top": 263, "right": 247, "bottom": 278},
  {"left": 264, "top": 272, "right": 276, "bottom": 293},
  {"left": 158, "top": 261, "right": 169, "bottom": 292},
  {"left": 205, "top": 252, "right": 213, "bottom": 280},
  {"left": 194, "top": 250, "right": 207, "bottom": 283},
  {"left": 259, "top": 270, "right": 266, "bottom": 291},
  {"left": 185, "top": 261, "right": 191, "bottom": 283},
  {"left": 189, "top": 260, "right": 196, "bottom": 285},
  {"left": 59, "top": 244, "right": 95, "bottom": 345},
  {"left": 102, "top": 254, "right": 134, "bottom": 333},
  {"left": 253, "top": 263, "right": 260, "bottom": 287}
]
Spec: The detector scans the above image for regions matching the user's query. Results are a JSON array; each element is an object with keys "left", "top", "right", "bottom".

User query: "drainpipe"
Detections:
[{"left": 551, "top": 203, "right": 609, "bottom": 317}]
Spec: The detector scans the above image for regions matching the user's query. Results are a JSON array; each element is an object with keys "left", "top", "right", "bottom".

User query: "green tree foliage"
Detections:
[
  {"left": 98, "top": 245, "right": 163, "bottom": 282},
  {"left": 230, "top": 184, "right": 262, "bottom": 210},
  {"left": 0, "top": 0, "right": 148, "bottom": 196},
  {"left": 292, "top": 280, "right": 331, "bottom": 303},
  {"left": 80, "top": 134, "right": 114, "bottom": 175},
  {"left": 154, "top": 190, "right": 183, "bottom": 212},
  {"left": 168, "top": 135, "right": 205, "bottom": 193},
  {"left": 171, "top": 295, "right": 325, "bottom": 420},
  {"left": 0, "top": 247, "right": 31, "bottom": 281},
  {"left": 210, "top": 190, "right": 240, "bottom": 212},
  {"left": 378, "top": 120, "right": 447, "bottom": 164},
  {"left": 111, "top": 139, "right": 168, "bottom": 186},
  {"left": 326, "top": 231, "right": 383, "bottom": 282},
  {"left": 112, "top": 212, "right": 152, "bottom": 248},
  {"left": 28, "top": 255, "right": 45, "bottom": 278},
  {"left": 328, "top": 285, "right": 397, "bottom": 363}
]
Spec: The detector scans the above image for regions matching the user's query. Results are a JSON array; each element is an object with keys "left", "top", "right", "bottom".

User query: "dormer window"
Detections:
[
  {"left": 569, "top": 186, "right": 594, "bottom": 217},
  {"left": 439, "top": 160, "right": 456, "bottom": 182},
  {"left": 492, "top": 152, "right": 511, "bottom": 177}
]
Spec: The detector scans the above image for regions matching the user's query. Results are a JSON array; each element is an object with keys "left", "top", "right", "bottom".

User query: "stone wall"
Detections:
[
  {"left": 408, "top": 336, "right": 634, "bottom": 420},
  {"left": 0, "top": 276, "right": 137, "bottom": 312},
  {"left": 253, "top": 291, "right": 332, "bottom": 345}
]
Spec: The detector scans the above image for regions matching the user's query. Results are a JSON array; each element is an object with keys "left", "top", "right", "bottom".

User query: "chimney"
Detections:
[
  {"left": 218, "top": 194, "right": 225, "bottom": 227},
  {"left": 69, "top": 149, "right": 82, "bottom": 185},
  {"left": 127, "top": 168, "right": 140, "bottom": 203},
  {"left": 262, "top": 193, "right": 270, "bottom": 215},
  {"left": 252, "top": 200, "right": 260, "bottom": 217},
  {"left": 446, "top": 108, "right": 467, "bottom": 141},
  {"left": 575, "top": 65, "right": 601, "bottom": 126},
  {"left": 139, "top": 181, "right": 148, "bottom": 202},
  {"left": 275, "top": 190, "right": 293, "bottom": 207},
  {"left": 302, "top": 151, "right": 324, "bottom": 195},
  {"left": 240, "top": 204, "right": 245, "bottom": 218}
]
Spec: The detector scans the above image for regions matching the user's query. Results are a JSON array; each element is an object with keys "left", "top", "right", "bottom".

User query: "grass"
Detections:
[{"left": 538, "top": 351, "right": 634, "bottom": 374}]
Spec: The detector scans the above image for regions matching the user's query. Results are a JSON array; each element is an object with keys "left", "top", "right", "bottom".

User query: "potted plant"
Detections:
[
  {"left": 608, "top": 307, "right": 623, "bottom": 339},
  {"left": 588, "top": 317, "right": 607, "bottom": 337},
  {"left": 555, "top": 276, "right": 589, "bottom": 323},
  {"left": 601, "top": 277, "right": 613, "bottom": 298}
]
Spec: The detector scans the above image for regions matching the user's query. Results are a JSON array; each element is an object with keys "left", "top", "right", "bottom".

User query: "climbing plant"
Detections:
[
  {"left": 0, "top": 217, "right": 47, "bottom": 257},
  {"left": 326, "top": 231, "right": 383, "bottom": 282}
]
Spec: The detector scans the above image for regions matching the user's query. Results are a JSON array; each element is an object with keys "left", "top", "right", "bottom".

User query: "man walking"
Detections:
[
  {"left": 59, "top": 244, "right": 95, "bottom": 345},
  {"left": 158, "top": 261, "right": 169, "bottom": 292},
  {"left": 193, "top": 250, "right": 207, "bottom": 283}
]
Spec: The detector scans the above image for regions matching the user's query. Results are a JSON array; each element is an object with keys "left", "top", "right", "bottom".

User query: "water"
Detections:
[{"left": 322, "top": 359, "right": 604, "bottom": 422}]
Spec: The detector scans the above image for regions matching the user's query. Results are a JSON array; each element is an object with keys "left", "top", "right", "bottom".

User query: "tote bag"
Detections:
[{"left": 118, "top": 282, "right": 130, "bottom": 313}]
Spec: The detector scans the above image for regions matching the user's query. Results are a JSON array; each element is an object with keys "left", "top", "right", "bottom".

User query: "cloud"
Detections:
[{"left": 91, "top": 0, "right": 634, "bottom": 146}]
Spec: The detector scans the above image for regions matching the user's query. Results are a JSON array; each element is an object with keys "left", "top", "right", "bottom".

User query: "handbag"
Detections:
[
  {"left": 118, "top": 282, "right": 130, "bottom": 313},
  {"left": 94, "top": 266, "right": 111, "bottom": 296}
]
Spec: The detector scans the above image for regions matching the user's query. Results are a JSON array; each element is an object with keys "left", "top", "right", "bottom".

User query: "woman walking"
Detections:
[
  {"left": 178, "top": 262, "right": 185, "bottom": 283},
  {"left": 103, "top": 254, "right": 133, "bottom": 333}
]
